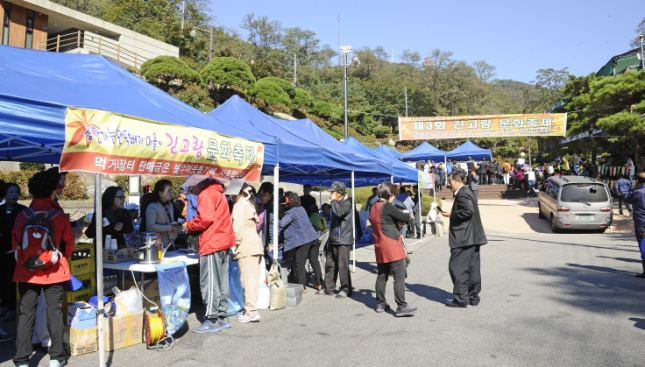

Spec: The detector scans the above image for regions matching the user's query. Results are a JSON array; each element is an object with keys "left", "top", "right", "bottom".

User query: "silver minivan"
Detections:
[{"left": 538, "top": 176, "right": 612, "bottom": 233}]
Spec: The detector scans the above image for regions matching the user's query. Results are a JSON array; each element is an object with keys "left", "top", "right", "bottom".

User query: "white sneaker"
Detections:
[{"left": 238, "top": 312, "right": 261, "bottom": 323}]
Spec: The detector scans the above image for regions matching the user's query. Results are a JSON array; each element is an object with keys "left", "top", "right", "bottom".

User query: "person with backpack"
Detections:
[{"left": 12, "top": 169, "right": 75, "bottom": 367}]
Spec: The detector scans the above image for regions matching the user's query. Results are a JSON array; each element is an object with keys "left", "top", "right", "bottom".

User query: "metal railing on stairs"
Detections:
[{"left": 36, "top": 30, "right": 149, "bottom": 70}]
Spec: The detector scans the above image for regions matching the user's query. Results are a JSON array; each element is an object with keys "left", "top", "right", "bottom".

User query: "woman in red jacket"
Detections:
[
  {"left": 369, "top": 182, "right": 417, "bottom": 317},
  {"left": 12, "top": 169, "right": 74, "bottom": 367}
]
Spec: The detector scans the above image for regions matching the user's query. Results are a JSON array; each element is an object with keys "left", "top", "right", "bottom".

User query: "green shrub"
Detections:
[
  {"left": 200, "top": 57, "right": 256, "bottom": 91},
  {"left": 310, "top": 102, "right": 343, "bottom": 123},
  {"left": 0, "top": 171, "right": 87, "bottom": 200},
  {"left": 250, "top": 79, "right": 292, "bottom": 107},
  {"left": 373, "top": 126, "right": 390, "bottom": 138},
  {"left": 19, "top": 163, "right": 45, "bottom": 171},
  {"left": 293, "top": 88, "right": 314, "bottom": 108},
  {"left": 260, "top": 77, "right": 296, "bottom": 99},
  {"left": 172, "top": 84, "right": 214, "bottom": 112},
  {"left": 140, "top": 56, "right": 201, "bottom": 93},
  {"left": 322, "top": 128, "right": 341, "bottom": 140}
]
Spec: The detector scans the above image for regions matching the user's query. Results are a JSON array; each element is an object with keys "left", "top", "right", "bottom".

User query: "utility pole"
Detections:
[
  {"left": 404, "top": 86, "right": 408, "bottom": 117},
  {"left": 344, "top": 52, "right": 349, "bottom": 139},
  {"left": 293, "top": 54, "right": 297, "bottom": 86},
  {"left": 180, "top": 0, "right": 185, "bottom": 30},
  {"left": 640, "top": 34, "right": 644, "bottom": 70}
]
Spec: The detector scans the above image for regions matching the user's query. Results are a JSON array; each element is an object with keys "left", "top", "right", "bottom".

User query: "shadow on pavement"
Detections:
[
  {"left": 521, "top": 213, "right": 551, "bottom": 233},
  {"left": 406, "top": 283, "right": 453, "bottom": 305},
  {"left": 525, "top": 263, "right": 645, "bottom": 314},
  {"left": 491, "top": 234, "right": 639, "bottom": 254},
  {"left": 596, "top": 256, "right": 642, "bottom": 264},
  {"left": 628, "top": 317, "right": 645, "bottom": 331}
]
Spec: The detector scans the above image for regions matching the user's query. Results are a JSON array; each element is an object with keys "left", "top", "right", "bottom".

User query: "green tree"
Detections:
[
  {"left": 250, "top": 79, "right": 292, "bottom": 107},
  {"left": 140, "top": 56, "right": 201, "bottom": 93},
  {"left": 260, "top": 77, "right": 296, "bottom": 99},
  {"left": 241, "top": 13, "right": 282, "bottom": 57},
  {"left": 293, "top": 88, "right": 314, "bottom": 108},
  {"left": 200, "top": 57, "right": 256, "bottom": 103},
  {"left": 172, "top": 84, "right": 214, "bottom": 112}
]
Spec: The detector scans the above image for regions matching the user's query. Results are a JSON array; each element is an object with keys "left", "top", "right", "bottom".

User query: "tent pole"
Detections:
[
  {"left": 390, "top": 175, "right": 394, "bottom": 184},
  {"left": 95, "top": 173, "right": 105, "bottom": 367},
  {"left": 319, "top": 180, "right": 322, "bottom": 207},
  {"left": 273, "top": 164, "right": 279, "bottom": 264},
  {"left": 351, "top": 171, "right": 356, "bottom": 273}
]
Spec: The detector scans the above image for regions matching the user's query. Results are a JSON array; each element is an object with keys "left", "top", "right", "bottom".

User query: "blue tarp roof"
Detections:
[
  {"left": 400, "top": 142, "right": 446, "bottom": 162},
  {"left": 0, "top": 46, "right": 276, "bottom": 165},
  {"left": 344, "top": 138, "right": 418, "bottom": 183},
  {"left": 373, "top": 145, "right": 402, "bottom": 159},
  {"left": 208, "top": 95, "right": 392, "bottom": 181},
  {"left": 446, "top": 140, "right": 492, "bottom": 161}
]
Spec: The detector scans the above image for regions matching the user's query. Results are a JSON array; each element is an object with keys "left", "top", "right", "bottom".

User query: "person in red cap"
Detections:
[{"left": 182, "top": 177, "right": 235, "bottom": 333}]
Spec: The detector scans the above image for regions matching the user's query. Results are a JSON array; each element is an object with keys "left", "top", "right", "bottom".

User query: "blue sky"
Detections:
[{"left": 210, "top": 0, "right": 645, "bottom": 83}]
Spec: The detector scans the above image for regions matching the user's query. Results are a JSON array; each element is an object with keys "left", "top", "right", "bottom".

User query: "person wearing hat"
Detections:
[
  {"left": 322, "top": 181, "right": 354, "bottom": 298},
  {"left": 279, "top": 192, "right": 323, "bottom": 293},
  {"left": 182, "top": 176, "right": 236, "bottom": 333},
  {"left": 228, "top": 180, "right": 264, "bottom": 323}
]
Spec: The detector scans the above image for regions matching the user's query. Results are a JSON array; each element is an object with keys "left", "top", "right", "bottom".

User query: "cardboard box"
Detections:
[
  {"left": 103, "top": 311, "right": 144, "bottom": 351},
  {"left": 124, "top": 279, "right": 159, "bottom": 308},
  {"left": 64, "top": 326, "right": 98, "bottom": 356},
  {"left": 103, "top": 248, "right": 136, "bottom": 263}
]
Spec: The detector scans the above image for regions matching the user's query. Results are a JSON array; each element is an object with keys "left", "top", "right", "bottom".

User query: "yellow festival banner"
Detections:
[
  {"left": 60, "top": 108, "right": 264, "bottom": 182},
  {"left": 398, "top": 113, "right": 567, "bottom": 140}
]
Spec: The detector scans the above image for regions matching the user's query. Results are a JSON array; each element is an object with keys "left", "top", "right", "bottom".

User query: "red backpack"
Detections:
[{"left": 16, "top": 208, "right": 62, "bottom": 270}]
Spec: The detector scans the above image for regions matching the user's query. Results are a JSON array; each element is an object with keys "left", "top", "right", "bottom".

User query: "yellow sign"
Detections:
[
  {"left": 60, "top": 108, "right": 264, "bottom": 182},
  {"left": 399, "top": 113, "right": 567, "bottom": 140}
]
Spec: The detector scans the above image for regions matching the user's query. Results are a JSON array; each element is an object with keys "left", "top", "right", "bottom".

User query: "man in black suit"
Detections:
[
  {"left": 479, "top": 159, "right": 488, "bottom": 185},
  {"left": 442, "top": 171, "right": 487, "bottom": 308}
]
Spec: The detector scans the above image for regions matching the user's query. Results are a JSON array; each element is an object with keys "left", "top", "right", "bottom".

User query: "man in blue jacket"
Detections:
[
  {"left": 625, "top": 173, "right": 645, "bottom": 278},
  {"left": 615, "top": 173, "right": 632, "bottom": 216}
]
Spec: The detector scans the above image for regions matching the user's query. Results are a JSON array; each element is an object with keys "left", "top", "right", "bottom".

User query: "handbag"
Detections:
[{"left": 268, "top": 262, "right": 286, "bottom": 310}]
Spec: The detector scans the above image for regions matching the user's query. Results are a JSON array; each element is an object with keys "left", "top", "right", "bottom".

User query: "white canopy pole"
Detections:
[
  {"left": 351, "top": 171, "right": 356, "bottom": 272},
  {"left": 272, "top": 164, "right": 279, "bottom": 262},
  {"left": 95, "top": 174, "right": 105, "bottom": 367},
  {"left": 390, "top": 175, "right": 394, "bottom": 184}
]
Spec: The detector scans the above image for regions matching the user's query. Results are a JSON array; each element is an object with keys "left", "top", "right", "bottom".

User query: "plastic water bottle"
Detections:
[{"left": 104, "top": 235, "right": 112, "bottom": 250}]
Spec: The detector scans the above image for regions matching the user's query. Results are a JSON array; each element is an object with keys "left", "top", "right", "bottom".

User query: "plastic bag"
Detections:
[
  {"left": 268, "top": 263, "right": 286, "bottom": 310},
  {"left": 155, "top": 262, "right": 191, "bottom": 336},
  {"left": 228, "top": 257, "right": 245, "bottom": 316},
  {"left": 113, "top": 286, "right": 143, "bottom": 316}
]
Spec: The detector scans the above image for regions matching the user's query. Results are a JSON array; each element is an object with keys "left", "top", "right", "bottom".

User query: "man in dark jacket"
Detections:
[
  {"left": 322, "top": 181, "right": 353, "bottom": 298},
  {"left": 625, "top": 173, "right": 645, "bottom": 277},
  {"left": 442, "top": 171, "right": 487, "bottom": 307},
  {"left": 478, "top": 159, "right": 488, "bottom": 185}
]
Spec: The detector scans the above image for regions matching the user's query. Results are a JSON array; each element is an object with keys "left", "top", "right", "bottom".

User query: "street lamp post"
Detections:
[
  {"left": 340, "top": 46, "right": 360, "bottom": 140},
  {"left": 190, "top": 26, "right": 213, "bottom": 61}
]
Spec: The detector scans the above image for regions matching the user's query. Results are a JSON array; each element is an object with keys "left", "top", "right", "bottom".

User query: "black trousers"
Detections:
[
  {"left": 618, "top": 195, "right": 632, "bottom": 214},
  {"left": 448, "top": 245, "right": 481, "bottom": 306},
  {"left": 14, "top": 282, "right": 66, "bottom": 365},
  {"left": 294, "top": 239, "right": 322, "bottom": 288},
  {"left": 375, "top": 259, "right": 407, "bottom": 308},
  {"left": 325, "top": 245, "right": 351, "bottom": 295}
]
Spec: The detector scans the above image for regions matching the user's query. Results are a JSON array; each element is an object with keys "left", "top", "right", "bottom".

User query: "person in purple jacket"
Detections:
[{"left": 625, "top": 173, "right": 645, "bottom": 278}]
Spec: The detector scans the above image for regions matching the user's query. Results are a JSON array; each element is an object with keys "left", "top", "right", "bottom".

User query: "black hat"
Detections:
[{"left": 329, "top": 181, "right": 346, "bottom": 193}]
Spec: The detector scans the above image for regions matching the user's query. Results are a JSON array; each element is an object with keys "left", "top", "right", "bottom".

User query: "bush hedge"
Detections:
[
  {"left": 251, "top": 79, "right": 292, "bottom": 107},
  {"left": 373, "top": 126, "right": 390, "bottom": 138},
  {"left": 0, "top": 171, "right": 87, "bottom": 200}
]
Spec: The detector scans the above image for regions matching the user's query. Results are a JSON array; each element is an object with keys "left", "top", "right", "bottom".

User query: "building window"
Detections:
[
  {"left": 25, "top": 9, "right": 34, "bottom": 49},
  {"left": 2, "top": 2, "right": 10, "bottom": 46}
]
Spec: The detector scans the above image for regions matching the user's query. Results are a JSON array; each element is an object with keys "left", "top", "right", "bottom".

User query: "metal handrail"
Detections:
[{"left": 37, "top": 30, "right": 149, "bottom": 69}]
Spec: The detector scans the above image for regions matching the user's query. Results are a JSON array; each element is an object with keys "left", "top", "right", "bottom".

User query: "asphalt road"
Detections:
[{"left": 2, "top": 227, "right": 643, "bottom": 367}]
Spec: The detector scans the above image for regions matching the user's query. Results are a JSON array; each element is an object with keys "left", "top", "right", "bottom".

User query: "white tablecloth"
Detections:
[{"left": 102, "top": 251, "right": 199, "bottom": 273}]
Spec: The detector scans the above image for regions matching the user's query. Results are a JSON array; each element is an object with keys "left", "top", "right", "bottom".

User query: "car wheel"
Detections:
[
  {"left": 599, "top": 228, "right": 607, "bottom": 234},
  {"left": 551, "top": 215, "right": 560, "bottom": 233},
  {"left": 538, "top": 203, "right": 545, "bottom": 219}
]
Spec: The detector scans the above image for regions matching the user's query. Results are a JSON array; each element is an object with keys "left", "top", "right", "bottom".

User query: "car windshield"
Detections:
[{"left": 560, "top": 184, "right": 608, "bottom": 203}]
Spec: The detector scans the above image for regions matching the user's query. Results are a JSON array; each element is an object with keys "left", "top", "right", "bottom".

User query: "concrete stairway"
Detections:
[{"left": 477, "top": 184, "right": 535, "bottom": 199}]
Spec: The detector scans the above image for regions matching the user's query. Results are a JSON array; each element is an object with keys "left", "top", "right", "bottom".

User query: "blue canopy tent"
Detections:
[
  {"left": 400, "top": 142, "right": 446, "bottom": 162},
  {"left": 446, "top": 140, "right": 492, "bottom": 161},
  {"left": 0, "top": 46, "right": 278, "bottom": 366},
  {"left": 0, "top": 46, "right": 277, "bottom": 165},
  {"left": 344, "top": 137, "right": 418, "bottom": 183},
  {"left": 207, "top": 95, "right": 393, "bottom": 184},
  {"left": 373, "top": 145, "right": 403, "bottom": 159}
]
